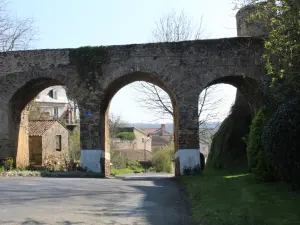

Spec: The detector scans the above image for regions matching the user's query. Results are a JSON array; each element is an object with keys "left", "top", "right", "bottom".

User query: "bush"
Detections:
[
  {"left": 247, "top": 109, "right": 274, "bottom": 181},
  {"left": 43, "top": 154, "right": 70, "bottom": 171},
  {"left": 262, "top": 98, "right": 300, "bottom": 187},
  {"left": 126, "top": 160, "right": 144, "bottom": 173},
  {"left": 117, "top": 132, "right": 136, "bottom": 140},
  {"left": 68, "top": 126, "right": 81, "bottom": 161},
  {"left": 111, "top": 150, "right": 128, "bottom": 169},
  {"left": 152, "top": 149, "right": 172, "bottom": 173},
  {"left": 3, "top": 157, "right": 14, "bottom": 171}
]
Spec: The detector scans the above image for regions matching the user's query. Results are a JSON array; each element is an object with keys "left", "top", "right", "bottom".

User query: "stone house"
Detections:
[
  {"left": 142, "top": 124, "right": 173, "bottom": 150},
  {"left": 111, "top": 127, "right": 152, "bottom": 161},
  {"left": 28, "top": 120, "right": 69, "bottom": 167}
]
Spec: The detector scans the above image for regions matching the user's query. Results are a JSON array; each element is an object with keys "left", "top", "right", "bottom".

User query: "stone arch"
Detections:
[
  {"left": 203, "top": 75, "right": 263, "bottom": 115},
  {"left": 99, "top": 71, "right": 179, "bottom": 177},
  {"left": 201, "top": 75, "right": 263, "bottom": 170},
  {"left": 2, "top": 67, "right": 79, "bottom": 168}
]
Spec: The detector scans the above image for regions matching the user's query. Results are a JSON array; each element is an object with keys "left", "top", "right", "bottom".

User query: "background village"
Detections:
[{"left": 25, "top": 85, "right": 215, "bottom": 174}]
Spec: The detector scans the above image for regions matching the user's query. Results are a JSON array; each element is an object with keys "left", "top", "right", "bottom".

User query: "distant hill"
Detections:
[{"left": 127, "top": 122, "right": 221, "bottom": 134}]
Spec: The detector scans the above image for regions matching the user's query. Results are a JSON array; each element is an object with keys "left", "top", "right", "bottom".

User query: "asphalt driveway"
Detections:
[{"left": 0, "top": 173, "right": 194, "bottom": 225}]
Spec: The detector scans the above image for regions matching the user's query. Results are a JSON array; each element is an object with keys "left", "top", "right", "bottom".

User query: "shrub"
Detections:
[
  {"left": 3, "top": 157, "right": 14, "bottom": 171},
  {"left": 43, "top": 154, "right": 70, "bottom": 171},
  {"left": 68, "top": 126, "right": 81, "bottom": 161},
  {"left": 126, "top": 160, "right": 144, "bottom": 173},
  {"left": 111, "top": 150, "right": 128, "bottom": 169},
  {"left": 262, "top": 98, "right": 300, "bottom": 187},
  {"left": 247, "top": 109, "right": 274, "bottom": 181},
  {"left": 117, "top": 132, "right": 136, "bottom": 140},
  {"left": 152, "top": 149, "right": 172, "bottom": 173}
]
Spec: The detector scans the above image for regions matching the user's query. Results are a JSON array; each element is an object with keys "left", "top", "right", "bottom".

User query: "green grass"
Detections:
[
  {"left": 111, "top": 167, "right": 145, "bottom": 176},
  {"left": 180, "top": 169, "right": 300, "bottom": 225},
  {"left": 111, "top": 168, "right": 135, "bottom": 176}
]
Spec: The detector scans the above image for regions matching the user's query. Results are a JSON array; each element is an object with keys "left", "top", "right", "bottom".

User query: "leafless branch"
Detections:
[
  {"left": 0, "top": 0, "right": 37, "bottom": 52},
  {"left": 151, "top": 9, "right": 205, "bottom": 43}
]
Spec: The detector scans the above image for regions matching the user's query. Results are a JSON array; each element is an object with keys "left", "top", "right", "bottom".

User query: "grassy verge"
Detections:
[
  {"left": 0, "top": 170, "right": 104, "bottom": 178},
  {"left": 111, "top": 168, "right": 144, "bottom": 176},
  {"left": 180, "top": 169, "right": 300, "bottom": 225}
]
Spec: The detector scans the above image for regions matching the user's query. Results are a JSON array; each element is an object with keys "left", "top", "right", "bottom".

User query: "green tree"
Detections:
[
  {"left": 152, "top": 144, "right": 174, "bottom": 173},
  {"left": 68, "top": 126, "right": 81, "bottom": 161},
  {"left": 236, "top": 0, "right": 300, "bottom": 98}
]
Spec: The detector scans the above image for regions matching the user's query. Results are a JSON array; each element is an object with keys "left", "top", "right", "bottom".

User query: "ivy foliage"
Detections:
[
  {"left": 117, "top": 132, "right": 136, "bottom": 140},
  {"left": 243, "top": 0, "right": 300, "bottom": 96},
  {"left": 206, "top": 99, "right": 251, "bottom": 171},
  {"left": 262, "top": 98, "right": 300, "bottom": 187},
  {"left": 69, "top": 46, "right": 109, "bottom": 88},
  {"left": 247, "top": 109, "right": 274, "bottom": 181}
]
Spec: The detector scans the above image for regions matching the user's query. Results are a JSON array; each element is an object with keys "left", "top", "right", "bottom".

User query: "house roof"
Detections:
[
  {"left": 142, "top": 128, "right": 160, "bottom": 135},
  {"left": 28, "top": 120, "right": 63, "bottom": 136},
  {"left": 141, "top": 126, "right": 172, "bottom": 136}
]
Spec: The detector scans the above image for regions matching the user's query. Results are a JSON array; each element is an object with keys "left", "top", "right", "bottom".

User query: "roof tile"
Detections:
[{"left": 28, "top": 120, "right": 57, "bottom": 136}]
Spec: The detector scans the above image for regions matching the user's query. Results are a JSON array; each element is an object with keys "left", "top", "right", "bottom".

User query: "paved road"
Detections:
[{"left": 0, "top": 173, "right": 194, "bottom": 225}]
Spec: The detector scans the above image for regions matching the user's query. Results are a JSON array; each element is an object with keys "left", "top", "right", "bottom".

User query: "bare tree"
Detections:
[
  {"left": 109, "top": 113, "right": 127, "bottom": 138},
  {"left": 0, "top": 0, "right": 37, "bottom": 52},
  {"left": 132, "top": 10, "right": 226, "bottom": 144},
  {"left": 151, "top": 9, "right": 205, "bottom": 42}
]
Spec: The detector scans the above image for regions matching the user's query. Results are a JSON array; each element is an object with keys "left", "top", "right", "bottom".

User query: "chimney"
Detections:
[{"left": 161, "top": 124, "right": 166, "bottom": 135}]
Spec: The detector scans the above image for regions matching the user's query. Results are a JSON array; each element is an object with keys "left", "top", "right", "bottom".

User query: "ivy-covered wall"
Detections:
[{"left": 206, "top": 91, "right": 252, "bottom": 171}]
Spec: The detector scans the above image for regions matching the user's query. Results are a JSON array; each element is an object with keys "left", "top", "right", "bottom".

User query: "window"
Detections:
[
  {"left": 48, "top": 89, "right": 58, "bottom": 100},
  {"left": 56, "top": 135, "right": 62, "bottom": 151},
  {"left": 53, "top": 107, "right": 59, "bottom": 119}
]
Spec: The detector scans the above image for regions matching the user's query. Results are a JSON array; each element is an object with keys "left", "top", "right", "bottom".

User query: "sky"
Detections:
[{"left": 7, "top": 0, "right": 239, "bottom": 124}]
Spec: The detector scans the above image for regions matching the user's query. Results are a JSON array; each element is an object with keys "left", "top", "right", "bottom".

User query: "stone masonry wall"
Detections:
[{"left": 0, "top": 37, "right": 265, "bottom": 174}]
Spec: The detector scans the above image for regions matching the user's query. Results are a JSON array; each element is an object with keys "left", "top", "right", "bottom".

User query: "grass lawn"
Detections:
[
  {"left": 111, "top": 168, "right": 135, "bottom": 176},
  {"left": 180, "top": 169, "right": 300, "bottom": 225}
]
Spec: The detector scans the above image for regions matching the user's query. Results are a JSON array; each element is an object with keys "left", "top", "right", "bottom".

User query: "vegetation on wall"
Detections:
[
  {"left": 206, "top": 101, "right": 251, "bottom": 172},
  {"left": 241, "top": 1, "right": 300, "bottom": 97},
  {"left": 228, "top": 1, "right": 300, "bottom": 189},
  {"left": 117, "top": 132, "right": 136, "bottom": 140},
  {"left": 69, "top": 46, "right": 110, "bottom": 88},
  {"left": 246, "top": 109, "right": 274, "bottom": 181}
]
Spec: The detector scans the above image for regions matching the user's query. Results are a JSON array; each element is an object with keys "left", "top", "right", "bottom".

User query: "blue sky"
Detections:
[{"left": 8, "top": 0, "right": 239, "bottom": 123}]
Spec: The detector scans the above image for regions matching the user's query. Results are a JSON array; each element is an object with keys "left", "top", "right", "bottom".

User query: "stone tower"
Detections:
[{"left": 236, "top": 3, "right": 268, "bottom": 37}]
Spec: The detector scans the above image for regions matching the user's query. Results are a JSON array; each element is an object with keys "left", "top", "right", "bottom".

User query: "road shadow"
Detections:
[{"left": 0, "top": 175, "right": 195, "bottom": 225}]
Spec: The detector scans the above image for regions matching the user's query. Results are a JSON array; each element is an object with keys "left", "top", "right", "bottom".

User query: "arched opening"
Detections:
[
  {"left": 199, "top": 76, "right": 262, "bottom": 171},
  {"left": 8, "top": 77, "right": 80, "bottom": 169},
  {"left": 99, "top": 72, "right": 178, "bottom": 177}
]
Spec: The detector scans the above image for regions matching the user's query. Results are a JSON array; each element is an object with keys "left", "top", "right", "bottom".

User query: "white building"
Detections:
[{"left": 32, "top": 86, "right": 79, "bottom": 125}]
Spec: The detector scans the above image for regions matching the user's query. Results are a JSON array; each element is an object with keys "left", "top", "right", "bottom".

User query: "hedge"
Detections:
[
  {"left": 262, "top": 98, "right": 300, "bottom": 187},
  {"left": 247, "top": 109, "right": 274, "bottom": 181}
]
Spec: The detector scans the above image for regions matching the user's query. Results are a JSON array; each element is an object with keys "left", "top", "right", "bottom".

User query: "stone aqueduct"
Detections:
[{"left": 0, "top": 6, "right": 266, "bottom": 176}]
